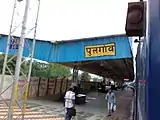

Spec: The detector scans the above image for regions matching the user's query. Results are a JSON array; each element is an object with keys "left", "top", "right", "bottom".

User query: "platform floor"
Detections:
[
  {"left": 25, "top": 90, "right": 133, "bottom": 120},
  {"left": 0, "top": 90, "right": 133, "bottom": 120}
]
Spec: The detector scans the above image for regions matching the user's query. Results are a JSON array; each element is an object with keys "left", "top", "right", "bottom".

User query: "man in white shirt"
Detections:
[
  {"left": 64, "top": 87, "right": 76, "bottom": 120},
  {"left": 105, "top": 88, "right": 116, "bottom": 116}
]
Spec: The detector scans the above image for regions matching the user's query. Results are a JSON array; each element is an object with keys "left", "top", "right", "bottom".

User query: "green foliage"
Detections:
[
  {"left": 31, "top": 61, "right": 71, "bottom": 78},
  {"left": 0, "top": 54, "right": 28, "bottom": 75},
  {"left": 48, "top": 64, "right": 71, "bottom": 78},
  {"left": 80, "top": 72, "right": 91, "bottom": 81},
  {"left": 92, "top": 77, "right": 102, "bottom": 82},
  {"left": 0, "top": 54, "right": 71, "bottom": 78},
  {"left": 92, "top": 77, "right": 98, "bottom": 82}
]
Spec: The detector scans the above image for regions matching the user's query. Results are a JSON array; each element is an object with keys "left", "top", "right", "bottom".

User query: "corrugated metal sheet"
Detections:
[
  {"left": 52, "top": 34, "right": 126, "bottom": 43},
  {"left": 0, "top": 35, "right": 53, "bottom": 62},
  {"left": 49, "top": 35, "right": 132, "bottom": 62},
  {"left": 32, "top": 40, "right": 53, "bottom": 61},
  {"left": 0, "top": 34, "right": 132, "bottom": 62}
]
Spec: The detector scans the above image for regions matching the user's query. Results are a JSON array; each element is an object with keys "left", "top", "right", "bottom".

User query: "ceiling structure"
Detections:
[
  {"left": 0, "top": 34, "right": 134, "bottom": 81},
  {"left": 60, "top": 58, "right": 134, "bottom": 81}
]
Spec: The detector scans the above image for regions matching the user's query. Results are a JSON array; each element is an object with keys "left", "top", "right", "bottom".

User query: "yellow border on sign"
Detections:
[{"left": 84, "top": 42, "right": 116, "bottom": 58}]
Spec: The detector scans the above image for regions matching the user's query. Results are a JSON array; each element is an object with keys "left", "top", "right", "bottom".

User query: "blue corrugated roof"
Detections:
[
  {"left": 0, "top": 34, "right": 133, "bottom": 62},
  {"left": 53, "top": 34, "right": 126, "bottom": 44}
]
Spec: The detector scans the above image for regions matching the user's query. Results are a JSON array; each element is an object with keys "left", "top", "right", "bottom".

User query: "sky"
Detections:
[
  {"left": 0, "top": 0, "right": 138, "bottom": 54},
  {"left": 0, "top": 0, "right": 139, "bottom": 77},
  {"left": 0, "top": 0, "right": 138, "bottom": 40}
]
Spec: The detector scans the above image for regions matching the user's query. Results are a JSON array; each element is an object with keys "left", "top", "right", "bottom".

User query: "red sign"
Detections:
[{"left": 124, "top": 79, "right": 129, "bottom": 81}]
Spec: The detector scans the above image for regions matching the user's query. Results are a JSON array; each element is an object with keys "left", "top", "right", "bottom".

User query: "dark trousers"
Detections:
[{"left": 65, "top": 108, "right": 73, "bottom": 120}]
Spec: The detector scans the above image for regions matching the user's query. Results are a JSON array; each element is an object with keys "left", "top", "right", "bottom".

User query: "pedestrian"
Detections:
[
  {"left": 105, "top": 88, "right": 116, "bottom": 116},
  {"left": 64, "top": 87, "right": 76, "bottom": 120}
]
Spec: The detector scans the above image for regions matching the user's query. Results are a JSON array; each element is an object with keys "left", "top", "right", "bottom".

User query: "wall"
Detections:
[
  {"left": 29, "top": 77, "right": 72, "bottom": 101},
  {"left": 0, "top": 75, "right": 26, "bottom": 100},
  {"left": 29, "top": 78, "right": 99, "bottom": 100},
  {"left": 0, "top": 75, "right": 99, "bottom": 102},
  {"left": 0, "top": 75, "right": 72, "bottom": 101}
]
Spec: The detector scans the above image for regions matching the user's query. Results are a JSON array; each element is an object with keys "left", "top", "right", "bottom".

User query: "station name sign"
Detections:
[{"left": 84, "top": 42, "right": 116, "bottom": 58}]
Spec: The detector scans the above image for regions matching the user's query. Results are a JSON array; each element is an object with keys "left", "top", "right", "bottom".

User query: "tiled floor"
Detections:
[{"left": 0, "top": 101, "right": 64, "bottom": 120}]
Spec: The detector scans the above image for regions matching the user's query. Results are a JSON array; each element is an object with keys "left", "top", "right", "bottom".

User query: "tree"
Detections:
[
  {"left": 48, "top": 64, "right": 71, "bottom": 78},
  {"left": 92, "top": 77, "right": 102, "bottom": 82},
  {"left": 93, "top": 77, "right": 99, "bottom": 82},
  {"left": 31, "top": 61, "right": 48, "bottom": 77},
  {"left": 31, "top": 61, "right": 71, "bottom": 78},
  {"left": 0, "top": 55, "right": 71, "bottom": 78},
  {"left": 80, "top": 72, "right": 91, "bottom": 81},
  {"left": 0, "top": 54, "right": 28, "bottom": 75}
]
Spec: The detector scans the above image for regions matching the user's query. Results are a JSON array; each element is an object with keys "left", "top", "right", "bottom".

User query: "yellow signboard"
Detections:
[{"left": 85, "top": 42, "right": 116, "bottom": 58}]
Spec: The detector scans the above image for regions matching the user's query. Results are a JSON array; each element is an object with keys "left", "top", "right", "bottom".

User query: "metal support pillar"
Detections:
[
  {"left": 0, "top": 0, "right": 40, "bottom": 120},
  {"left": 22, "top": 0, "right": 41, "bottom": 119},
  {"left": 135, "top": 37, "right": 142, "bottom": 120},
  {"left": 0, "top": 0, "right": 17, "bottom": 94},
  {"left": 0, "top": 0, "right": 40, "bottom": 119},
  {"left": 8, "top": 0, "right": 30, "bottom": 119},
  {"left": 72, "top": 65, "right": 79, "bottom": 85},
  {"left": 103, "top": 77, "right": 106, "bottom": 81}
]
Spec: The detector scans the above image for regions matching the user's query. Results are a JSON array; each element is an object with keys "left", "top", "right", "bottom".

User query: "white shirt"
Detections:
[
  {"left": 105, "top": 92, "right": 116, "bottom": 103},
  {"left": 64, "top": 91, "right": 75, "bottom": 108}
]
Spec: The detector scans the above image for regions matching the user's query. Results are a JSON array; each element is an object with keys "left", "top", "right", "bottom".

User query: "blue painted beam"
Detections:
[
  {"left": 0, "top": 34, "right": 133, "bottom": 62},
  {"left": 0, "top": 35, "right": 53, "bottom": 62},
  {"left": 49, "top": 35, "right": 133, "bottom": 62}
]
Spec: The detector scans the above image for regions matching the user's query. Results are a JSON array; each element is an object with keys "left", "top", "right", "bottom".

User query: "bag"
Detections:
[
  {"left": 112, "top": 104, "right": 116, "bottom": 112},
  {"left": 71, "top": 108, "right": 76, "bottom": 116}
]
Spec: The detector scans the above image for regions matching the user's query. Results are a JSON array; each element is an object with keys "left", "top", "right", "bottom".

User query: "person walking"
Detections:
[
  {"left": 105, "top": 88, "right": 116, "bottom": 116},
  {"left": 64, "top": 87, "right": 76, "bottom": 120}
]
